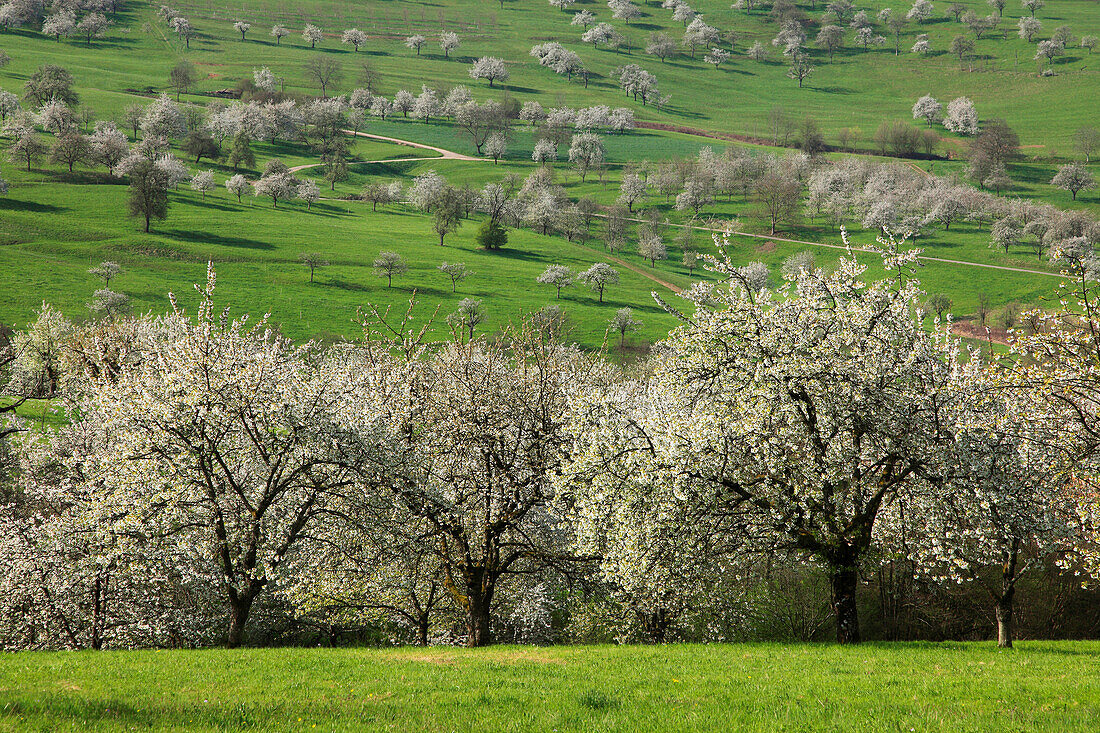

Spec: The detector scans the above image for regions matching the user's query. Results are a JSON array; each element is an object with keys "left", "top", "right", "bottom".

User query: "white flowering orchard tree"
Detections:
[
  {"left": 284, "top": 500, "right": 449, "bottom": 646},
  {"left": 880, "top": 348, "right": 1080, "bottom": 648},
  {"left": 1007, "top": 255, "right": 1100, "bottom": 597},
  {"left": 560, "top": 366, "right": 756, "bottom": 642},
  {"left": 341, "top": 313, "right": 598, "bottom": 647},
  {"left": 0, "top": 419, "right": 222, "bottom": 650},
  {"left": 565, "top": 231, "right": 963, "bottom": 644},
  {"left": 76, "top": 267, "right": 361, "bottom": 647}
]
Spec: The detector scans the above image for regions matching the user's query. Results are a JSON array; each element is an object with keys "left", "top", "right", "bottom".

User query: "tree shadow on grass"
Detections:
[
  {"left": 500, "top": 84, "right": 541, "bottom": 94},
  {"left": 180, "top": 199, "right": 248, "bottom": 213},
  {"left": 41, "top": 170, "right": 118, "bottom": 186},
  {"left": 0, "top": 198, "right": 66, "bottom": 214},
  {"left": 84, "top": 37, "right": 139, "bottom": 50},
  {"left": 322, "top": 277, "right": 371, "bottom": 292},
  {"left": 489, "top": 248, "right": 554, "bottom": 265},
  {"left": 4, "top": 696, "right": 312, "bottom": 731},
  {"left": 164, "top": 230, "right": 274, "bottom": 249}
]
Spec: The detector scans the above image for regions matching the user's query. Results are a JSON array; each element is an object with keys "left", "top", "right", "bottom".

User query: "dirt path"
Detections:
[
  {"left": 288, "top": 156, "right": 438, "bottom": 174},
  {"left": 903, "top": 160, "right": 934, "bottom": 178},
  {"left": 344, "top": 130, "right": 480, "bottom": 161},
  {"left": 288, "top": 130, "right": 479, "bottom": 173},
  {"left": 602, "top": 214, "right": 1066, "bottom": 281},
  {"left": 310, "top": 132, "right": 1062, "bottom": 284},
  {"left": 636, "top": 120, "right": 773, "bottom": 147},
  {"left": 575, "top": 242, "right": 683, "bottom": 294}
]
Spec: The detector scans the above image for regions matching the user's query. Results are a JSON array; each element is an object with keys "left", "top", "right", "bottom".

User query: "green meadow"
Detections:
[
  {"left": 0, "top": 0, "right": 1096, "bottom": 344},
  {"left": 2, "top": 642, "right": 1099, "bottom": 732}
]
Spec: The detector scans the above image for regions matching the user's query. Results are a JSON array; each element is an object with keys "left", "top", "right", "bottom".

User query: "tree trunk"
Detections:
[
  {"left": 90, "top": 573, "right": 105, "bottom": 651},
  {"left": 996, "top": 538, "right": 1021, "bottom": 648},
  {"left": 466, "top": 595, "right": 492, "bottom": 647},
  {"left": 417, "top": 613, "right": 430, "bottom": 646},
  {"left": 996, "top": 590, "right": 1015, "bottom": 648},
  {"left": 637, "top": 608, "right": 670, "bottom": 643},
  {"left": 830, "top": 564, "right": 861, "bottom": 644},
  {"left": 227, "top": 593, "right": 254, "bottom": 649}
]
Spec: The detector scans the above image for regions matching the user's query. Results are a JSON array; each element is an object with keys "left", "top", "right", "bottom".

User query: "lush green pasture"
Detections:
[
  {"left": 2, "top": 642, "right": 1099, "bottom": 732},
  {"left": 0, "top": 161, "right": 695, "bottom": 346},
  {"left": 0, "top": 131, "right": 1071, "bottom": 344},
  {"left": 0, "top": 0, "right": 1096, "bottom": 342},
  {"left": 3, "top": 0, "right": 1096, "bottom": 148}
]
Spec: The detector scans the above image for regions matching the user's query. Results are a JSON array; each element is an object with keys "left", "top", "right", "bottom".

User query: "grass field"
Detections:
[
  {"left": 2, "top": 642, "right": 1099, "bottom": 732},
  {"left": 0, "top": 0, "right": 1097, "bottom": 346},
  {"left": 0, "top": 120, "right": 1072, "bottom": 347},
  {"left": 3, "top": 0, "right": 1097, "bottom": 148}
]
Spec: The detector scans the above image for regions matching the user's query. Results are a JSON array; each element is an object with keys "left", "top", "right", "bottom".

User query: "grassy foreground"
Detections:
[{"left": 2, "top": 642, "right": 1098, "bottom": 732}]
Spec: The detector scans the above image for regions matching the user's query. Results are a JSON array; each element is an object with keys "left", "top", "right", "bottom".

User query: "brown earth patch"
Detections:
[
  {"left": 402, "top": 653, "right": 460, "bottom": 665},
  {"left": 951, "top": 321, "right": 1012, "bottom": 346},
  {"left": 636, "top": 120, "right": 772, "bottom": 147},
  {"left": 402, "top": 650, "right": 566, "bottom": 665}
]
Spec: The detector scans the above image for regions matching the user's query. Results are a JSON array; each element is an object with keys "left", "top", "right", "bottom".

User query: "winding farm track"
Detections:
[
  {"left": 303, "top": 131, "right": 1066, "bottom": 291},
  {"left": 289, "top": 156, "right": 432, "bottom": 173},
  {"left": 344, "top": 130, "right": 480, "bottom": 161},
  {"left": 575, "top": 243, "right": 683, "bottom": 294},
  {"left": 288, "top": 130, "right": 477, "bottom": 174},
  {"left": 600, "top": 214, "right": 1067, "bottom": 281}
]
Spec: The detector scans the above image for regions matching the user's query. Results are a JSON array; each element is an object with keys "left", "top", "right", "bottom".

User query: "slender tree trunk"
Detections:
[
  {"left": 830, "top": 564, "right": 861, "bottom": 644},
  {"left": 996, "top": 590, "right": 1015, "bottom": 648},
  {"left": 637, "top": 608, "right": 670, "bottom": 643},
  {"left": 90, "top": 573, "right": 104, "bottom": 651},
  {"left": 417, "top": 613, "right": 430, "bottom": 646},
  {"left": 996, "top": 538, "right": 1021, "bottom": 648}
]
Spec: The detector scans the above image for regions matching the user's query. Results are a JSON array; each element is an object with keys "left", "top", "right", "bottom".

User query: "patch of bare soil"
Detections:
[
  {"left": 402, "top": 650, "right": 566, "bottom": 665},
  {"left": 951, "top": 321, "right": 1012, "bottom": 346}
]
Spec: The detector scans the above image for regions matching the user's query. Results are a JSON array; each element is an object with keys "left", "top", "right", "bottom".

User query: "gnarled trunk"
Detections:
[
  {"left": 465, "top": 590, "right": 492, "bottom": 648},
  {"left": 830, "top": 564, "right": 861, "bottom": 644},
  {"left": 226, "top": 592, "right": 256, "bottom": 649}
]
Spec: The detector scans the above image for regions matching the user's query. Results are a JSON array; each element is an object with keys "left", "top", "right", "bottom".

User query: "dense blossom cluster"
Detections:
[{"left": 4, "top": 233, "right": 1100, "bottom": 650}]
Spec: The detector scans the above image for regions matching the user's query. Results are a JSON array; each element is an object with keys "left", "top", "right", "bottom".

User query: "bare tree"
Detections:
[
  {"left": 754, "top": 172, "right": 801, "bottom": 234},
  {"left": 299, "top": 252, "right": 330, "bottom": 283},
  {"left": 305, "top": 57, "right": 343, "bottom": 98}
]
